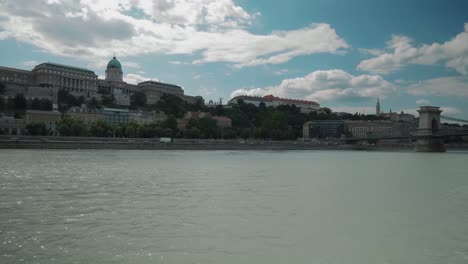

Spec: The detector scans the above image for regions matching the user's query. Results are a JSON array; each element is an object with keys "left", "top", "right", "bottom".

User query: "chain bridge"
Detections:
[{"left": 342, "top": 106, "right": 468, "bottom": 152}]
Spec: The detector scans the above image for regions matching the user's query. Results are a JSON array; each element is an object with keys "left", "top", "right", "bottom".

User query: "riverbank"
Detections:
[{"left": 0, "top": 135, "right": 425, "bottom": 151}]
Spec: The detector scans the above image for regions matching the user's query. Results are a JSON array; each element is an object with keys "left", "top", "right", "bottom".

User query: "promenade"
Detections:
[{"left": 0, "top": 135, "right": 420, "bottom": 151}]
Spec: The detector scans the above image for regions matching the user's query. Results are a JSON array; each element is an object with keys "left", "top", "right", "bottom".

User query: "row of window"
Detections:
[
  {"left": 0, "top": 76, "right": 30, "bottom": 84},
  {"left": 35, "top": 69, "right": 96, "bottom": 80}
]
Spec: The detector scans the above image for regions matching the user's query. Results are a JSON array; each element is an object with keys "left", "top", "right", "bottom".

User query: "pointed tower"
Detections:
[{"left": 376, "top": 97, "right": 381, "bottom": 116}]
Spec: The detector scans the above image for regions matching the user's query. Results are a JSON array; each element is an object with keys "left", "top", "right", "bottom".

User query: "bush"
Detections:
[{"left": 26, "top": 122, "right": 48, "bottom": 136}]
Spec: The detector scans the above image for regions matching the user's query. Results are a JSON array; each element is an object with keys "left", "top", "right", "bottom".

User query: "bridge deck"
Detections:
[{"left": 336, "top": 131, "right": 468, "bottom": 142}]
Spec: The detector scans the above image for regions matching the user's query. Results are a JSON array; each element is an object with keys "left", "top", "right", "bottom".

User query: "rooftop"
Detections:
[
  {"left": 231, "top": 94, "right": 320, "bottom": 106},
  {"left": 103, "top": 107, "right": 129, "bottom": 113},
  {"left": 107, "top": 57, "right": 122, "bottom": 71},
  {"left": 0, "top": 66, "right": 33, "bottom": 74},
  {"left": 137, "top": 80, "right": 182, "bottom": 89},
  {"left": 34, "top": 62, "right": 96, "bottom": 75}
]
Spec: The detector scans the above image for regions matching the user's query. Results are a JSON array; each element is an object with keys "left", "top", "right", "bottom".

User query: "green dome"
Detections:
[{"left": 107, "top": 56, "right": 122, "bottom": 70}]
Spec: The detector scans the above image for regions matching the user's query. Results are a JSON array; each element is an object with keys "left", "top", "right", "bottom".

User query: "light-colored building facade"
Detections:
[
  {"left": 128, "top": 110, "right": 167, "bottom": 125},
  {"left": 25, "top": 110, "right": 62, "bottom": 134},
  {"left": 0, "top": 116, "right": 25, "bottom": 135},
  {"left": 65, "top": 106, "right": 105, "bottom": 124},
  {"left": 32, "top": 63, "right": 98, "bottom": 96},
  {"left": 229, "top": 94, "right": 320, "bottom": 113},
  {"left": 0, "top": 66, "right": 58, "bottom": 103},
  {"left": 344, "top": 120, "right": 395, "bottom": 138},
  {"left": 102, "top": 108, "right": 129, "bottom": 125},
  {"left": 381, "top": 111, "right": 416, "bottom": 123}
]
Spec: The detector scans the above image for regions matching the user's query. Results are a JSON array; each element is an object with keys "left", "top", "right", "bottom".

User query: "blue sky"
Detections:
[{"left": 0, "top": 0, "right": 467, "bottom": 118}]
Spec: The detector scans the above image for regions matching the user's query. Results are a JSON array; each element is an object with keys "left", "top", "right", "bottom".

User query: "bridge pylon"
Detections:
[{"left": 416, "top": 106, "right": 446, "bottom": 152}]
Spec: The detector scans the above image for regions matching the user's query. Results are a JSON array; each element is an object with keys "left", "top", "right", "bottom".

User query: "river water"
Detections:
[{"left": 1, "top": 150, "right": 468, "bottom": 264}]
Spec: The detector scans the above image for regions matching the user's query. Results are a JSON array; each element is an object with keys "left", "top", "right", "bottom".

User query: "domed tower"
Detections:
[{"left": 105, "top": 56, "right": 123, "bottom": 82}]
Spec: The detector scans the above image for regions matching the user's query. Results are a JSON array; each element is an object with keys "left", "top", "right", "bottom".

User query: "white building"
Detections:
[{"left": 229, "top": 94, "right": 320, "bottom": 113}]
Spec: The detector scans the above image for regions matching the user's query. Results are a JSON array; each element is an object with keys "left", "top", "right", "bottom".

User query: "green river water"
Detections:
[{"left": 1, "top": 150, "right": 467, "bottom": 264}]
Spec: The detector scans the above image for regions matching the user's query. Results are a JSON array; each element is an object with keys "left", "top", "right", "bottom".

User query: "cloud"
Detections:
[
  {"left": 440, "top": 106, "right": 461, "bottom": 115},
  {"left": 230, "top": 69, "right": 395, "bottom": 103},
  {"left": 416, "top": 99, "right": 431, "bottom": 105},
  {"left": 124, "top": 61, "right": 141, "bottom": 69},
  {"left": 22, "top": 60, "right": 40, "bottom": 67},
  {"left": 124, "top": 73, "right": 159, "bottom": 84},
  {"left": 357, "top": 23, "right": 468, "bottom": 74},
  {"left": 274, "top": 69, "right": 289, "bottom": 76},
  {"left": 198, "top": 86, "right": 217, "bottom": 97},
  {"left": 0, "top": 0, "right": 348, "bottom": 68},
  {"left": 169, "top": 61, "right": 190, "bottom": 65},
  {"left": 192, "top": 24, "right": 349, "bottom": 67},
  {"left": 407, "top": 76, "right": 468, "bottom": 97},
  {"left": 358, "top": 48, "right": 384, "bottom": 56}
]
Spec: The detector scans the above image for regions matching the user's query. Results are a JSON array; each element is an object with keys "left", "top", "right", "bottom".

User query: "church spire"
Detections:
[{"left": 376, "top": 97, "right": 381, "bottom": 115}]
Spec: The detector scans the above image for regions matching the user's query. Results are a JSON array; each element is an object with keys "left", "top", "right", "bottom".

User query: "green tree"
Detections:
[
  {"left": 26, "top": 122, "right": 48, "bottom": 136},
  {"left": 89, "top": 121, "right": 113, "bottom": 137},
  {"left": 30, "top": 98, "right": 42, "bottom": 110},
  {"left": 162, "top": 115, "right": 178, "bottom": 131},
  {"left": 198, "top": 117, "right": 218, "bottom": 138},
  {"left": 0, "top": 82, "right": 5, "bottom": 94},
  {"left": 186, "top": 127, "right": 201, "bottom": 138},
  {"left": 40, "top": 98, "right": 53, "bottom": 111},
  {"left": 101, "top": 94, "right": 115, "bottom": 106},
  {"left": 58, "top": 90, "right": 85, "bottom": 111},
  {"left": 130, "top": 91, "right": 147, "bottom": 108},
  {"left": 57, "top": 118, "right": 88, "bottom": 136},
  {"left": 212, "top": 104, "right": 225, "bottom": 116},
  {"left": 87, "top": 97, "right": 100, "bottom": 109},
  {"left": 155, "top": 94, "right": 187, "bottom": 118},
  {"left": 13, "top": 94, "right": 27, "bottom": 110}
]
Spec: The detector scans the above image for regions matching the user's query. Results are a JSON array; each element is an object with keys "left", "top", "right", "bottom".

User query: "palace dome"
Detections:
[{"left": 107, "top": 56, "right": 122, "bottom": 70}]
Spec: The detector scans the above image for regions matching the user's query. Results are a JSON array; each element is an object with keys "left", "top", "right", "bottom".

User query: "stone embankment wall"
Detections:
[{"left": 0, "top": 135, "right": 433, "bottom": 151}]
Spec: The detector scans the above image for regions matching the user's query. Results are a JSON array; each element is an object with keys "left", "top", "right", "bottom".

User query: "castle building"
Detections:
[{"left": 0, "top": 57, "right": 203, "bottom": 107}]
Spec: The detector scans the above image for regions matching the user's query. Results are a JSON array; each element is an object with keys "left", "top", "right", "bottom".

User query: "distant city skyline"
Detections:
[{"left": 0, "top": 0, "right": 467, "bottom": 117}]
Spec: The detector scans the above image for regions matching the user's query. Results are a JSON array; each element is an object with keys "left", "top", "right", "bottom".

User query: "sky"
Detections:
[{"left": 0, "top": 0, "right": 467, "bottom": 118}]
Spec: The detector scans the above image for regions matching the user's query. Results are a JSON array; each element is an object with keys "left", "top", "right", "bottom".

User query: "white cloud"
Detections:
[
  {"left": 274, "top": 69, "right": 289, "bottom": 76},
  {"left": 169, "top": 61, "right": 190, "bottom": 65},
  {"left": 440, "top": 106, "right": 461, "bottom": 115},
  {"left": 407, "top": 76, "right": 468, "bottom": 97},
  {"left": 416, "top": 99, "right": 431, "bottom": 105},
  {"left": 0, "top": 0, "right": 348, "bottom": 68},
  {"left": 358, "top": 48, "right": 384, "bottom": 56},
  {"left": 358, "top": 23, "right": 468, "bottom": 74},
  {"left": 198, "top": 86, "right": 217, "bottom": 97},
  {"left": 124, "top": 73, "right": 159, "bottom": 84},
  {"left": 230, "top": 69, "right": 395, "bottom": 103},
  {"left": 124, "top": 61, "right": 141, "bottom": 69},
  {"left": 22, "top": 60, "right": 40, "bottom": 67}
]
